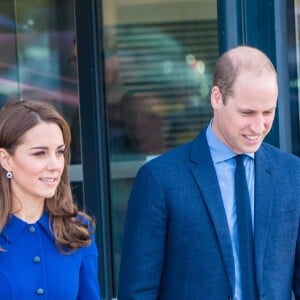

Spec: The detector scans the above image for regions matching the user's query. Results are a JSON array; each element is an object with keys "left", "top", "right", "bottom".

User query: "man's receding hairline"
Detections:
[{"left": 226, "top": 46, "right": 276, "bottom": 75}]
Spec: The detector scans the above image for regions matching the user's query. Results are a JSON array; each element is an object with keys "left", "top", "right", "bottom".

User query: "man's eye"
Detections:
[
  {"left": 264, "top": 111, "right": 273, "bottom": 116},
  {"left": 241, "top": 111, "right": 252, "bottom": 115}
]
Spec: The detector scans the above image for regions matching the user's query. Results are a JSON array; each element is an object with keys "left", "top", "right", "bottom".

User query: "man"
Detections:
[{"left": 118, "top": 46, "right": 300, "bottom": 299}]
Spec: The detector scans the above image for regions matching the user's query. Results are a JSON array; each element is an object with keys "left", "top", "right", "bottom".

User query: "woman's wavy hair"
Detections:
[{"left": 0, "top": 100, "right": 95, "bottom": 252}]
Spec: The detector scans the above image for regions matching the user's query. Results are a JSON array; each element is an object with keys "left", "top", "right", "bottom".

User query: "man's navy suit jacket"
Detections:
[{"left": 118, "top": 129, "right": 300, "bottom": 300}]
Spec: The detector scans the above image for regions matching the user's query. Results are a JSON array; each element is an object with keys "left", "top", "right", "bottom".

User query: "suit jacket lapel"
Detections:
[
  {"left": 189, "top": 131, "right": 235, "bottom": 293},
  {"left": 254, "top": 146, "right": 275, "bottom": 285}
]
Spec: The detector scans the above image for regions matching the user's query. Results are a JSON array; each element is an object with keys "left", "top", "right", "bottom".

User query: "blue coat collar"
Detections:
[{"left": 1, "top": 212, "right": 54, "bottom": 244}]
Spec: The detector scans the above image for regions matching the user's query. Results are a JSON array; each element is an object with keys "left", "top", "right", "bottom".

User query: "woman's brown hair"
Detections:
[{"left": 0, "top": 100, "right": 95, "bottom": 252}]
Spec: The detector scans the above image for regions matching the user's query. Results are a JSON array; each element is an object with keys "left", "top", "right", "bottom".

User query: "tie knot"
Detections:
[{"left": 235, "top": 154, "right": 246, "bottom": 165}]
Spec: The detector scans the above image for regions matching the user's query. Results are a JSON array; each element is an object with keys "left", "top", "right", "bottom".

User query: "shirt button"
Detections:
[
  {"left": 33, "top": 256, "right": 41, "bottom": 263},
  {"left": 36, "top": 288, "right": 44, "bottom": 295},
  {"left": 28, "top": 226, "right": 36, "bottom": 233}
]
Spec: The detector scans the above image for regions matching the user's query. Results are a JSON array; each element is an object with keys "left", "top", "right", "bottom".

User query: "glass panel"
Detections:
[
  {"left": 102, "top": 0, "right": 219, "bottom": 294},
  {"left": 290, "top": 0, "right": 300, "bottom": 155},
  {"left": 0, "top": 1, "right": 19, "bottom": 105},
  {"left": 0, "top": 1, "right": 82, "bottom": 178}
]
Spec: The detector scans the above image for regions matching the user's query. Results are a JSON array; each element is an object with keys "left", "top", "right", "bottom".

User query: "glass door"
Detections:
[
  {"left": 100, "top": 0, "right": 219, "bottom": 296},
  {"left": 0, "top": 0, "right": 83, "bottom": 199},
  {"left": 288, "top": 0, "right": 300, "bottom": 155}
]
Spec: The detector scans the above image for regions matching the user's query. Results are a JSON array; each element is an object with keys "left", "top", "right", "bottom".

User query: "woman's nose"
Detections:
[{"left": 46, "top": 155, "right": 62, "bottom": 169}]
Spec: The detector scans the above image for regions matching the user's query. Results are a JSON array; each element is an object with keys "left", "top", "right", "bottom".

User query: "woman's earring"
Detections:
[{"left": 6, "top": 171, "right": 12, "bottom": 179}]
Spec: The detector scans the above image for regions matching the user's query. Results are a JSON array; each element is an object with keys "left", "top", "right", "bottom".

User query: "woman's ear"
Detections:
[{"left": 0, "top": 148, "right": 12, "bottom": 172}]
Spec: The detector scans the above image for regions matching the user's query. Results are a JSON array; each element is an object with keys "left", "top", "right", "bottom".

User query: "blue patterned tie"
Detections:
[{"left": 235, "top": 154, "right": 257, "bottom": 299}]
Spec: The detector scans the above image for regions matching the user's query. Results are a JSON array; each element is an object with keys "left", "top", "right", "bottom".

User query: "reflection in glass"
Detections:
[
  {"left": 291, "top": 0, "right": 300, "bottom": 155},
  {"left": 0, "top": 1, "right": 81, "bottom": 165},
  {"left": 114, "top": 91, "right": 166, "bottom": 158},
  {"left": 0, "top": 2, "right": 18, "bottom": 106},
  {"left": 107, "top": 23, "right": 216, "bottom": 161},
  {"left": 102, "top": 0, "right": 219, "bottom": 294}
]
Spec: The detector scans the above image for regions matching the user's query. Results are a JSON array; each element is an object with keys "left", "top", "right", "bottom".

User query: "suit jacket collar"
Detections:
[
  {"left": 253, "top": 145, "right": 275, "bottom": 286},
  {"left": 189, "top": 129, "right": 235, "bottom": 293}
]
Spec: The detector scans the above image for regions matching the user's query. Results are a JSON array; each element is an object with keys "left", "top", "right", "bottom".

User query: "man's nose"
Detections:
[{"left": 250, "top": 115, "right": 266, "bottom": 133}]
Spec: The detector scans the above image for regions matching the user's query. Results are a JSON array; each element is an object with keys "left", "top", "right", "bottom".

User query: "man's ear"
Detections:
[
  {"left": 0, "top": 148, "right": 12, "bottom": 172},
  {"left": 211, "top": 86, "right": 223, "bottom": 110}
]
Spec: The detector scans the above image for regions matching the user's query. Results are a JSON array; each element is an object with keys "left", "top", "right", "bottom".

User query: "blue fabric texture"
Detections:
[
  {"left": 118, "top": 126, "right": 300, "bottom": 300},
  {"left": 0, "top": 213, "right": 100, "bottom": 299}
]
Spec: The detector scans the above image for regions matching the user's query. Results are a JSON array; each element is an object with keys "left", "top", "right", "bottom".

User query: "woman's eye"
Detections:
[
  {"left": 33, "top": 151, "right": 45, "bottom": 156},
  {"left": 57, "top": 150, "right": 65, "bottom": 155}
]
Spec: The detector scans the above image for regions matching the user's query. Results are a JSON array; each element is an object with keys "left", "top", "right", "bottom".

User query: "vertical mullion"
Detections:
[
  {"left": 217, "top": 0, "right": 243, "bottom": 54},
  {"left": 274, "top": 0, "right": 292, "bottom": 152},
  {"left": 74, "top": 0, "right": 114, "bottom": 298}
]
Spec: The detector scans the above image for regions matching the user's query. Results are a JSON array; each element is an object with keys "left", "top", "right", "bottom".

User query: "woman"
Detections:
[{"left": 0, "top": 100, "right": 100, "bottom": 299}]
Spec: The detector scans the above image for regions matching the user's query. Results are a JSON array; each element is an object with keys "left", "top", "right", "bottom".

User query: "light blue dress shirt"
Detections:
[{"left": 206, "top": 121, "right": 255, "bottom": 300}]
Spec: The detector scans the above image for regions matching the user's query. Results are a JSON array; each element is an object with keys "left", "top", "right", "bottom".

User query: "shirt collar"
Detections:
[{"left": 206, "top": 119, "right": 254, "bottom": 163}]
